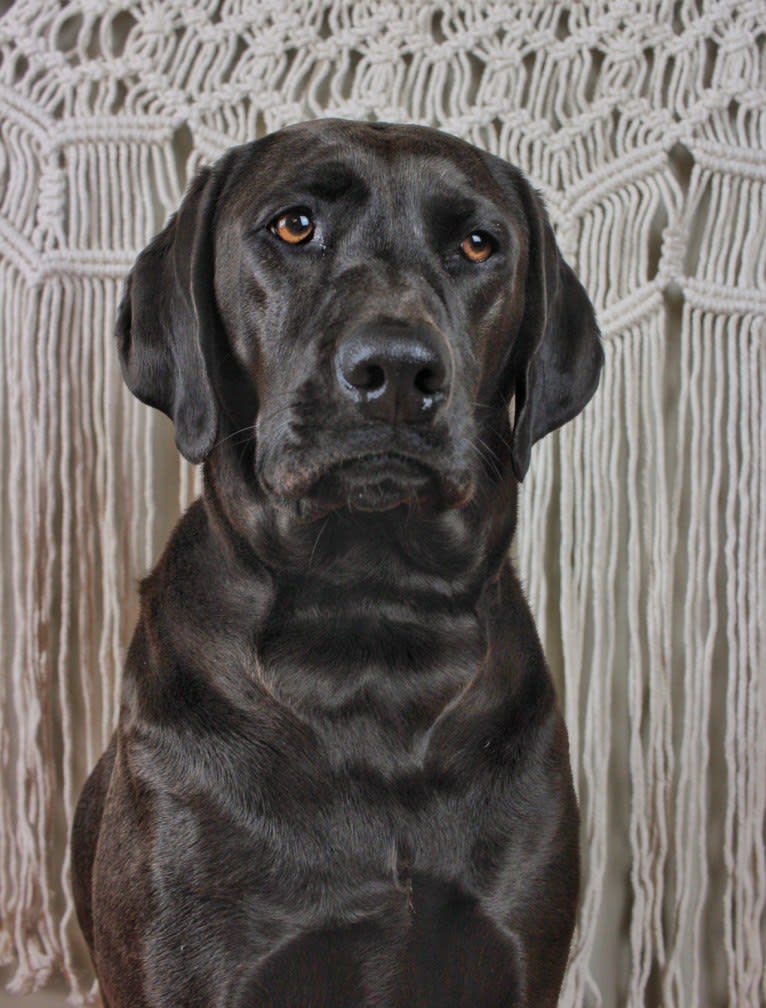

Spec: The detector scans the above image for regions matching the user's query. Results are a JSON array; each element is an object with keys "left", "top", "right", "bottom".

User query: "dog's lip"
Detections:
[
  {"left": 291, "top": 451, "right": 474, "bottom": 522},
  {"left": 286, "top": 451, "right": 430, "bottom": 521},
  {"left": 316, "top": 450, "right": 433, "bottom": 500},
  {"left": 332, "top": 450, "right": 434, "bottom": 479}
]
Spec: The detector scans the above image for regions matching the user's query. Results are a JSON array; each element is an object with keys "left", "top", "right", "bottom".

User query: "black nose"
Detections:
[{"left": 334, "top": 321, "right": 450, "bottom": 424}]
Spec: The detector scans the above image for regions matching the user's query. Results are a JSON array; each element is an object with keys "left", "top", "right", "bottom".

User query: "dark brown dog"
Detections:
[{"left": 72, "top": 119, "right": 602, "bottom": 1008}]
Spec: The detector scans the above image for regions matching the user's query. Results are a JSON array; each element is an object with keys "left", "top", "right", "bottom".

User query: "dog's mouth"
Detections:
[{"left": 294, "top": 452, "right": 471, "bottom": 522}]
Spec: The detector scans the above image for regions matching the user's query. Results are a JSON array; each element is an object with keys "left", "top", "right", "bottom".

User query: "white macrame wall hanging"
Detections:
[{"left": 0, "top": 2, "right": 763, "bottom": 1005}]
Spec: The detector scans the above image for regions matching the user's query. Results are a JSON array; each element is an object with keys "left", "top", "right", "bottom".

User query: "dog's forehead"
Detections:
[{"left": 222, "top": 120, "right": 517, "bottom": 219}]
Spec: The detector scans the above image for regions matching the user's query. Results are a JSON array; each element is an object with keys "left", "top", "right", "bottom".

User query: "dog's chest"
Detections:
[
  {"left": 122, "top": 571, "right": 560, "bottom": 1003},
  {"left": 257, "top": 588, "right": 483, "bottom": 772},
  {"left": 131, "top": 578, "right": 527, "bottom": 969},
  {"left": 200, "top": 588, "right": 488, "bottom": 873}
]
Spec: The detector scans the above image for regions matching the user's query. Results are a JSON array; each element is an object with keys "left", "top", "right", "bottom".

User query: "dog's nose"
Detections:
[{"left": 334, "top": 322, "right": 450, "bottom": 424}]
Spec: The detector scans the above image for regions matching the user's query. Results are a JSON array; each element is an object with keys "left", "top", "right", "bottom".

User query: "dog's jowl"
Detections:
[{"left": 72, "top": 119, "right": 603, "bottom": 1008}]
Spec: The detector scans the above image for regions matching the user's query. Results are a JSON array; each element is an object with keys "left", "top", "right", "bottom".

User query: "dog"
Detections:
[{"left": 72, "top": 118, "right": 603, "bottom": 1008}]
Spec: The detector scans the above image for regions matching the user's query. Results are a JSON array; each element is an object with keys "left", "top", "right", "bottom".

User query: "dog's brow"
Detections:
[
  {"left": 430, "top": 191, "right": 478, "bottom": 221},
  {"left": 424, "top": 190, "right": 502, "bottom": 235},
  {"left": 294, "top": 162, "right": 367, "bottom": 201}
]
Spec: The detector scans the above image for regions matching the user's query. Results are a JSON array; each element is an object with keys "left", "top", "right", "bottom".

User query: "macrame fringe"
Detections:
[{"left": 1, "top": 3, "right": 764, "bottom": 1005}]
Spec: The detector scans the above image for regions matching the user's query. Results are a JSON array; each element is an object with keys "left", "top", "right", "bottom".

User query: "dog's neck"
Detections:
[
  {"left": 202, "top": 438, "right": 519, "bottom": 598},
  {"left": 192, "top": 439, "right": 521, "bottom": 760}
]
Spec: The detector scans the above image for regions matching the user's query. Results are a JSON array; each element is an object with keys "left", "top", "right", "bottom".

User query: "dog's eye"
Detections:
[
  {"left": 460, "top": 232, "right": 494, "bottom": 263},
  {"left": 270, "top": 208, "right": 315, "bottom": 245}
]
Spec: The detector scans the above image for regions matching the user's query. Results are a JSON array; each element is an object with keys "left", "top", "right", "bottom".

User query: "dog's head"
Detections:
[{"left": 117, "top": 120, "right": 602, "bottom": 520}]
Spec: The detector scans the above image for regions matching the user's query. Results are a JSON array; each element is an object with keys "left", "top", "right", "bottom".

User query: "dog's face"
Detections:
[{"left": 117, "top": 120, "right": 602, "bottom": 519}]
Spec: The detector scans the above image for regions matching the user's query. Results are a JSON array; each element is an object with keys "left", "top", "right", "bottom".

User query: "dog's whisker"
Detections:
[
  {"left": 212, "top": 424, "right": 257, "bottom": 451},
  {"left": 474, "top": 434, "right": 502, "bottom": 465},
  {"left": 307, "top": 515, "right": 330, "bottom": 571},
  {"left": 469, "top": 437, "right": 503, "bottom": 481},
  {"left": 258, "top": 400, "right": 298, "bottom": 426}
]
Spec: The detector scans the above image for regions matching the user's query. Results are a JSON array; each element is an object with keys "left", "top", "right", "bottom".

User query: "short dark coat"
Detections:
[{"left": 72, "top": 119, "right": 603, "bottom": 1008}]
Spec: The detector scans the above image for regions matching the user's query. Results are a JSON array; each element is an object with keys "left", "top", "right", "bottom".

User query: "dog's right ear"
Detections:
[{"left": 116, "top": 165, "right": 228, "bottom": 464}]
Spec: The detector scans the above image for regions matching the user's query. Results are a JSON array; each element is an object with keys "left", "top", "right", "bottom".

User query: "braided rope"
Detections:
[{"left": 1, "top": 2, "right": 764, "bottom": 1004}]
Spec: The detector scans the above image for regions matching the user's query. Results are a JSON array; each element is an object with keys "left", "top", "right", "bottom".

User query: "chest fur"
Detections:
[{"left": 257, "top": 588, "right": 483, "bottom": 773}]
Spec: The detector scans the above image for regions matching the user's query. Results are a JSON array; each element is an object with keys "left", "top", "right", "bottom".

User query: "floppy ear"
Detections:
[
  {"left": 509, "top": 175, "right": 604, "bottom": 481},
  {"left": 115, "top": 164, "right": 227, "bottom": 463}
]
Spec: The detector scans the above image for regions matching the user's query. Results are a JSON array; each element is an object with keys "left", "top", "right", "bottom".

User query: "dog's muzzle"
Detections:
[
  {"left": 334, "top": 319, "right": 450, "bottom": 426},
  {"left": 264, "top": 320, "right": 472, "bottom": 521}
]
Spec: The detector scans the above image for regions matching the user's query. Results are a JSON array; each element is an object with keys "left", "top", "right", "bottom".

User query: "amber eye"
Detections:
[
  {"left": 270, "top": 208, "right": 315, "bottom": 245},
  {"left": 460, "top": 231, "right": 494, "bottom": 263}
]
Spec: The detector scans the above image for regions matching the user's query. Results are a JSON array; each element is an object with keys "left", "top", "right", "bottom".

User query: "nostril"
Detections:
[
  {"left": 364, "top": 364, "right": 385, "bottom": 392},
  {"left": 342, "top": 358, "right": 386, "bottom": 393},
  {"left": 414, "top": 367, "right": 444, "bottom": 395}
]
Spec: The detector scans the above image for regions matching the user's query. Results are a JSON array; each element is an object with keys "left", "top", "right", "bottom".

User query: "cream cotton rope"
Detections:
[{"left": 0, "top": 2, "right": 764, "bottom": 1005}]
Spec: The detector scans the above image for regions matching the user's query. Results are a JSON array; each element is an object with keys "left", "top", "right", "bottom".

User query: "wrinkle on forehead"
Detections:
[{"left": 220, "top": 120, "right": 519, "bottom": 225}]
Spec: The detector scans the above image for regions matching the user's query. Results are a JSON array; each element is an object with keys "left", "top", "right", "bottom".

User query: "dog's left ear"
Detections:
[{"left": 507, "top": 172, "right": 604, "bottom": 481}]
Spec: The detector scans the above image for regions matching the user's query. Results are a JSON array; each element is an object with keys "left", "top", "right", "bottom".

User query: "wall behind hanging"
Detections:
[{"left": 0, "top": 2, "right": 764, "bottom": 1005}]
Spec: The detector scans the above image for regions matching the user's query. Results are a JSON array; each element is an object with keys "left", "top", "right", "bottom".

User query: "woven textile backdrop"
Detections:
[{"left": 1, "top": 1, "right": 764, "bottom": 1005}]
